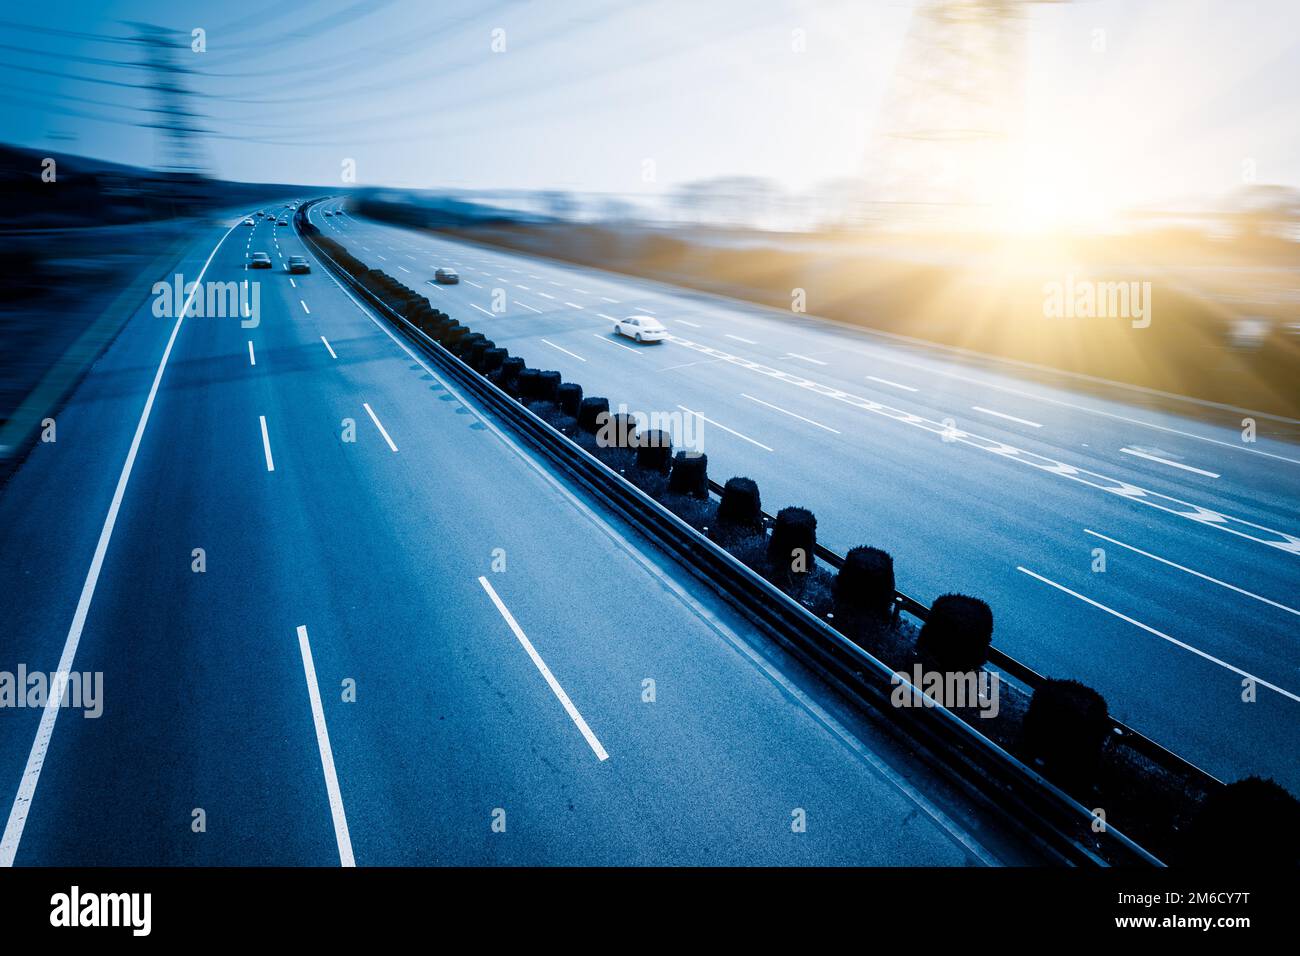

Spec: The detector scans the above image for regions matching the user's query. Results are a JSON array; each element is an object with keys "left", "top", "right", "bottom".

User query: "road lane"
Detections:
[
  {"left": 0, "top": 206, "right": 1025, "bottom": 865},
  {"left": 315, "top": 201, "right": 1300, "bottom": 792}
]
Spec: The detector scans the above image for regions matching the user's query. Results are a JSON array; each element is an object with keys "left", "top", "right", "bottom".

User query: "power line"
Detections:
[
  {"left": 0, "top": 19, "right": 140, "bottom": 46},
  {"left": 0, "top": 60, "right": 154, "bottom": 91},
  {"left": 128, "top": 23, "right": 208, "bottom": 174},
  {"left": 194, "top": 0, "right": 514, "bottom": 86},
  {"left": 198, "top": 0, "right": 400, "bottom": 62}
]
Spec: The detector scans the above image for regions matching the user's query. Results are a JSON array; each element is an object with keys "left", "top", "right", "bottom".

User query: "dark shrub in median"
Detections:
[
  {"left": 537, "top": 370, "right": 561, "bottom": 402},
  {"left": 768, "top": 507, "right": 816, "bottom": 576},
  {"left": 498, "top": 356, "right": 524, "bottom": 389},
  {"left": 515, "top": 368, "right": 541, "bottom": 398},
  {"left": 718, "top": 477, "right": 762, "bottom": 529},
  {"left": 834, "top": 546, "right": 895, "bottom": 620},
  {"left": 635, "top": 429, "right": 672, "bottom": 472},
  {"left": 453, "top": 332, "right": 486, "bottom": 358},
  {"left": 578, "top": 397, "right": 609, "bottom": 433},
  {"left": 916, "top": 594, "right": 993, "bottom": 673},
  {"left": 481, "top": 347, "right": 507, "bottom": 373},
  {"left": 556, "top": 382, "right": 582, "bottom": 417},
  {"left": 605, "top": 413, "right": 638, "bottom": 449},
  {"left": 1177, "top": 776, "right": 1300, "bottom": 866},
  {"left": 466, "top": 339, "right": 494, "bottom": 370},
  {"left": 1021, "top": 678, "right": 1110, "bottom": 792},
  {"left": 668, "top": 452, "right": 708, "bottom": 498}
]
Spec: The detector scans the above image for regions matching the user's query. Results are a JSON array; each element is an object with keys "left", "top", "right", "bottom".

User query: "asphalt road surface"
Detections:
[
  {"left": 0, "top": 204, "right": 1033, "bottom": 865},
  {"left": 310, "top": 198, "right": 1300, "bottom": 796}
]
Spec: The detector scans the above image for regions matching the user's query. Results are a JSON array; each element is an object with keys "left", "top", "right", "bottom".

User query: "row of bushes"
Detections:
[{"left": 308, "top": 220, "right": 1299, "bottom": 866}]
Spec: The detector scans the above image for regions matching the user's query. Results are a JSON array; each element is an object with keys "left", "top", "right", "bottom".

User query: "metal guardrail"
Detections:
[
  {"left": 296, "top": 199, "right": 1165, "bottom": 867},
  {"left": 701, "top": 475, "right": 1224, "bottom": 793}
]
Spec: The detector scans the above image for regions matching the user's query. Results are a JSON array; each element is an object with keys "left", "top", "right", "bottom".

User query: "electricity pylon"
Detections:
[
  {"left": 863, "top": 0, "right": 1061, "bottom": 225},
  {"left": 130, "top": 22, "right": 208, "bottom": 177}
]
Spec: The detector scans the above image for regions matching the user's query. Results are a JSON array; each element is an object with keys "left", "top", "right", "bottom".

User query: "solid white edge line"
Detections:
[
  {"left": 259, "top": 415, "right": 276, "bottom": 471},
  {"left": 1016, "top": 566, "right": 1299, "bottom": 703},
  {"left": 362, "top": 402, "right": 398, "bottom": 452},
  {"left": 1083, "top": 529, "right": 1298, "bottom": 617},
  {"left": 320, "top": 335, "right": 338, "bottom": 359},
  {"left": 971, "top": 406, "right": 1043, "bottom": 428},
  {"left": 477, "top": 576, "right": 609, "bottom": 761},
  {"left": 0, "top": 214, "right": 244, "bottom": 867},
  {"left": 1119, "top": 446, "right": 1219, "bottom": 479},
  {"left": 677, "top": 405, "right": 774, "bottom": 451},
  {"left": 740, "top": 393, "right": 840, "bottom": 434},
  {"left": 295, "top": 625, "right": 356, "bottom": 866},
  {"left": 304, "top": 227, "right": 995, "bottom": 864}
]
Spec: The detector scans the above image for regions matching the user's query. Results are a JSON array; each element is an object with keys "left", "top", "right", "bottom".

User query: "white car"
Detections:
[
  {"left": 614, "top": 315, "right": 667, "bottom": 343},
  {"left": 243, "top": 218, "right": 255, "bottom": 226}
]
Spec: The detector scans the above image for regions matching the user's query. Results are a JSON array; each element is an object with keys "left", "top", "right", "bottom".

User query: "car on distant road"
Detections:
[
  {"left": 614, "top": 315, "right": 667, "bottom": 343},
  {"left": 323, "top": 211, "right": 334, "bottom": 217},
  {"left": 286, "top": 256, "right": 311, "bottom": 274},
  {"left": 243, "top": 218, "right": 255, "bottom": 226},
  {"left": 249, "top": 252, "right": 272, "bottom": 269},
  {"left": 276, "top": 219, "right": 288, "bottom": 226},
  {"left": 434, "top": 268, "right": 459, "bottom": 284}
]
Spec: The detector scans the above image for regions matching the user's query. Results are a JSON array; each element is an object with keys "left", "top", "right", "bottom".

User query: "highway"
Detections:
[
  {"left": 0, "top": 206, "right": 1029, "bottom": 865},
  {"left": 311, "top": 199, "right": 1300, "bottom": 795}
]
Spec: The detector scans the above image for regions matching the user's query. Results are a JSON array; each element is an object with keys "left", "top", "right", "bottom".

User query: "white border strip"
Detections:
[
  {"left": 477, "top": 577, "right": 609, "bottom": 761},
  {"left": 1017, "top": 567, "right": 1299, "bottom": 703},
  {"left": 296, "top": 625, "right": 356, "bottom": 866}
]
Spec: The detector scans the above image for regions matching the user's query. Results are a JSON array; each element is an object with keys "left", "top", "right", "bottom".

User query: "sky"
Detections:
[{"left": 3, "top": 0, "right": 1299, "bottom": 214}]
